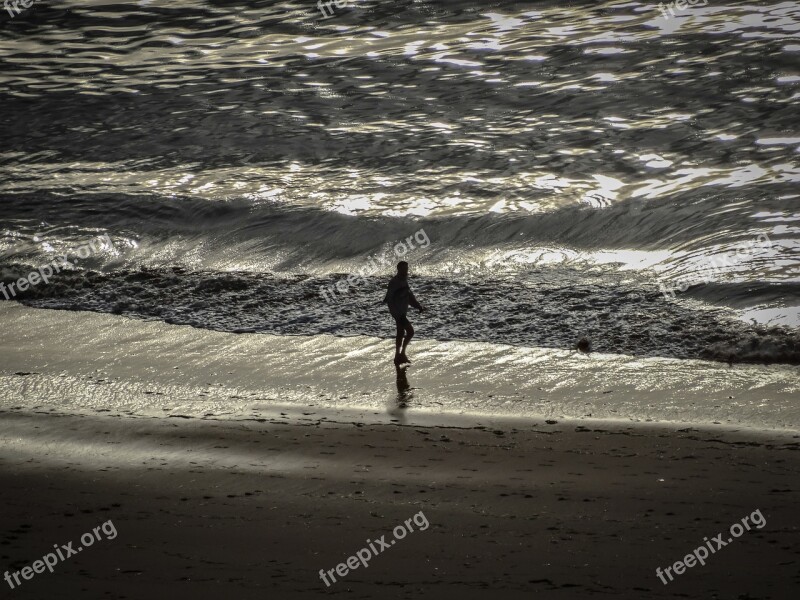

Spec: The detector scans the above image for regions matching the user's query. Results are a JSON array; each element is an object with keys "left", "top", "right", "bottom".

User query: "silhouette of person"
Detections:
[{"left": 383, "top": 261, "right": 424, "bottom": 365}]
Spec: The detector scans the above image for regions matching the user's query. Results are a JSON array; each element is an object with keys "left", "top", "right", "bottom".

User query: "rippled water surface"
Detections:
[{"left": 1, "top": 0, "right": 799, "bottom": 363}]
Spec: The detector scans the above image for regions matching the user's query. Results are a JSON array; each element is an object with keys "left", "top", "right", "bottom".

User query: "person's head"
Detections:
[{"left": 397, "top": 261, "right": 408, "bottom": 277}]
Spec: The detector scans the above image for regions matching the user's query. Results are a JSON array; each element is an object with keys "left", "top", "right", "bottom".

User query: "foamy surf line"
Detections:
[
  {"left": 0, "top": 303, "right": 797, "bottom": 431},
  {"left": 7, "top": 266, "right": 799, "bottom": 364}
]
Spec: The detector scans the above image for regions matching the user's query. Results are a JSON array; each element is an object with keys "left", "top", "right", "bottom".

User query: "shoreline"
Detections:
[{"left": 1, "top": 303, "right": 798, "bottom": 431}]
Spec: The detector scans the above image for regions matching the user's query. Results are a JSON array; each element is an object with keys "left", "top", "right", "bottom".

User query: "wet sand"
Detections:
[
  {"left": 1, "top": 409, "right": 798, "bottom": 599},
  {"left": 0, "top": 302, "right": 797, "bottom": 429}
]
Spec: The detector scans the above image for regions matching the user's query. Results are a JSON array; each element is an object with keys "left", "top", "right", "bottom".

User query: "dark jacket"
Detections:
[{"left": 383, "top": 275, "right": 420, "bottom": 316}]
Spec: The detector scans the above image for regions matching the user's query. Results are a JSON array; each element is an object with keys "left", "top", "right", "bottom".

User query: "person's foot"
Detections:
[{"left": 399, "top": 353, "right": 410, "bottom": 364}]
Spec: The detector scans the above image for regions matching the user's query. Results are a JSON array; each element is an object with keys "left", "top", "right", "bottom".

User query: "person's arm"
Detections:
[
  {"left": 383, "top": 279, "right": 398, "bottom": 304},
  {"left": 408, "top": 288, "right": 424, "bottom": 311},
  {"left": 383, "top": 280, "right": 395, "bottom": 304}
]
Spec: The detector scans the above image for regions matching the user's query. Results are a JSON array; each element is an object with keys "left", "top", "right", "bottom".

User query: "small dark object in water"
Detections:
[{"left": 576, "top": 338, "right": 591, "bottom": 353}]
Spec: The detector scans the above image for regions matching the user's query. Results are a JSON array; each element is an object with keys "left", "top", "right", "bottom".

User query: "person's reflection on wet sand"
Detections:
[
  {"left": 396, "top": 365, "right": 412, "bottom": 406},
  {"left": 388, "top": 364, "right": 412, "bottom": 424}
]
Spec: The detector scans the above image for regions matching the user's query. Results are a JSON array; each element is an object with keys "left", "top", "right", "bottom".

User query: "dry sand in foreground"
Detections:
[{"left": 0, "top": 411, "right": 797, "bottom": 599}]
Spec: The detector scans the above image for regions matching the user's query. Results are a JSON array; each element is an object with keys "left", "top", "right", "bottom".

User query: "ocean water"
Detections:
[{"left": 1, "top": 0, "right": 799, "bottom": 366}]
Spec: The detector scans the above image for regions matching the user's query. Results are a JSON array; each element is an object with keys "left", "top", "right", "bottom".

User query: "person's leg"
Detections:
[
  {"left": 400, "top": 320, "right": 414, "bottom": 358},
  {"left": 394, "top": 320, "right": 404, "bottom": 362}
]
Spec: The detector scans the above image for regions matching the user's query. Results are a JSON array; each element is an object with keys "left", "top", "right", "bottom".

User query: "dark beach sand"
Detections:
[{"left": 1, "top": 411, "right": 797, "bottom": 599}]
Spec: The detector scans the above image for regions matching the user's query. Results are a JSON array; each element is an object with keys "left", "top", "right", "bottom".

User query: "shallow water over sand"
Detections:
[{"left": 2, "top": 304, "right": 797, "bottom": 430}]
